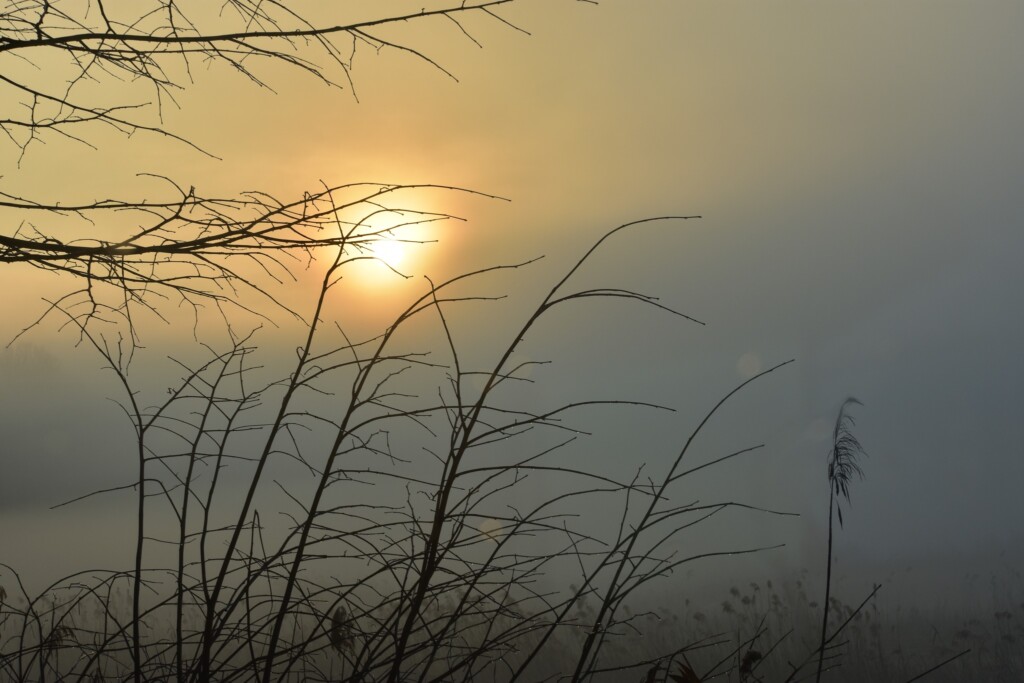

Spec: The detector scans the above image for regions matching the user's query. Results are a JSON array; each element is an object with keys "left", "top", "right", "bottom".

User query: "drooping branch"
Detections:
[
  {"left": 0, "top": 1, "right": 547, "bottom": 155},
  {"left": 2, "top": 181, "right": 504, "bottom": 339}
]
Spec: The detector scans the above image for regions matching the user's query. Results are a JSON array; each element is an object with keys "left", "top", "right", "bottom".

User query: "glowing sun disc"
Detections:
[{"left": 372, "top": 238, "right": 407, "bottom": 268}]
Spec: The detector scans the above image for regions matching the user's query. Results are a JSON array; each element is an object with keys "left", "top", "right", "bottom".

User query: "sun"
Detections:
[
  {"left": 333, "top": 219, "right": 436, "bottom": 293},
  {"left": 355, "top": 202, "right": 447, "bottom": 280},
  {"left": 371, "top": 236, "right": 408, "bottom": 269},
  {"left": 308, "top": 186, "right": 464, "bottom": 296}
]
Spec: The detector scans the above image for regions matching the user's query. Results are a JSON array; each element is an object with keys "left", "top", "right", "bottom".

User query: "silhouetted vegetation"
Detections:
[{"left": 0, "top": 2, "right": 1013, "bottom": 682}]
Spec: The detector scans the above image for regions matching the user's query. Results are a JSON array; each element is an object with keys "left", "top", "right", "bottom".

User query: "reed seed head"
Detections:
[{"left": 827, "top": 397, "right": 866, "bottom": 526}]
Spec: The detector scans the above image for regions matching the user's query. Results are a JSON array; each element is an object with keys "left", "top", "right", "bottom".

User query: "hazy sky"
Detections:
[{"left": 2, "top": 0, "right": 1023, "bottom": 610}]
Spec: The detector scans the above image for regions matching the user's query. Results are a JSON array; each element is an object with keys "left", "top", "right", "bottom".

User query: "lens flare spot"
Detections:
[
  {"left": 479, "top": 518, "right": 504, "bottom": 542},
  {"left": 736, "top": 352, "right": 762, "bottom": 379}
]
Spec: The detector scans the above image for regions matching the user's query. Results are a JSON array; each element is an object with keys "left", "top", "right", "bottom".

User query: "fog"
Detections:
[{"left": 2, "top": 1, "right": 1022, "bottom": 679}]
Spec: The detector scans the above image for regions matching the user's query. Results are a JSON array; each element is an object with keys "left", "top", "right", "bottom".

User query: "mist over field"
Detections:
[{"left": 2, "top": 1, "right": 1023, "bottom": 681}]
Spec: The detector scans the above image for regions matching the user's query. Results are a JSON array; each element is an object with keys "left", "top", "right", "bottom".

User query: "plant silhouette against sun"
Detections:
[
  {"left": 2, "top": 3, "right": 927, "bottom": 683},
  {"left": 2, "top": 3, "right": 789, "bottom": 681},
  {"left": 0, "top": 0, "right": 590, "bottom": 340}
]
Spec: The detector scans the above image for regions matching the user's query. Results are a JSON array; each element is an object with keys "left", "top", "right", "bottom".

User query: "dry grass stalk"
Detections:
[{"left": 328, "top": 607, "right": 355, "bottom": 654}]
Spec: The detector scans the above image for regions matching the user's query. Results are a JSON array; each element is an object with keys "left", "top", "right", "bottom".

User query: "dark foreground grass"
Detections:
[
  {"left": 618, "top": 576, "right": 1023, "bottom": 683},
  {"left": 2, "top": 572, "right": 1021, "bottom": 681}
]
